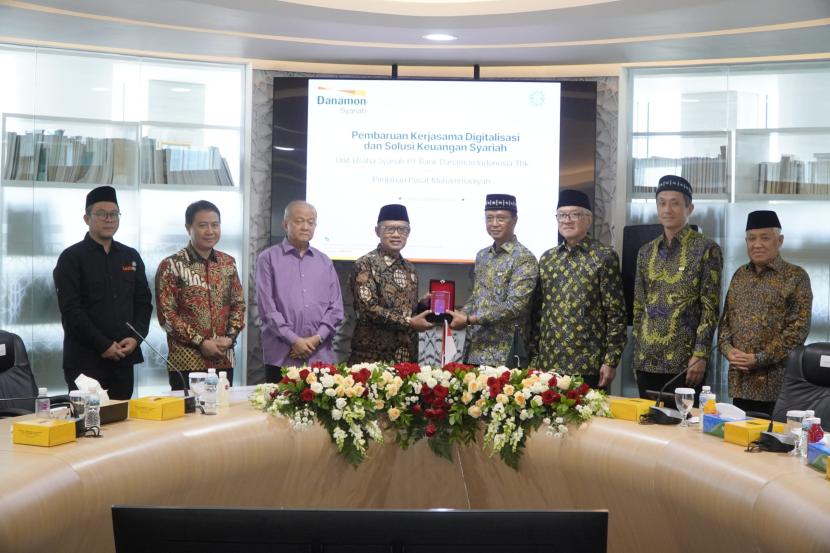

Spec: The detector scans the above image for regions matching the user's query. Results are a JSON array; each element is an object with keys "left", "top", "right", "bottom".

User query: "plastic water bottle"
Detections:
[
  {"left": 698, "top": 386, "right": 716, "bottom": 432},
  {"left": 35, "top": 387, "right": 50, "bottom": 418},
  {"left": 85, "top": 388, "right": 101, "bottom": 429},
  {"left": 203, "top": 369, "right": 218, "bottom": 415},
  {"left": 800, "top": 409, "right": 815, "bottom": 459},
  {"left": 217, "top": 371, "right": 230, "bottom": 410}
]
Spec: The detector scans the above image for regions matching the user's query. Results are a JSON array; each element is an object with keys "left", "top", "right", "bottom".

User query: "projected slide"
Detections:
[{"left": 306, "top": 79, "right": 560, "bottom": 261}]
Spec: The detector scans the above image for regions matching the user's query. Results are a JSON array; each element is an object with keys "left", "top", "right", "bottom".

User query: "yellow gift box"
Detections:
[
  {"left": 12, "top": 418, "right": 77, "bottom": 447},
  {"left": 128, "top": 396, "right": 185, "bottom": 421},
  {"left": 609, "top": 397, "right": 654, "bottom": 422},
  {"left": 724, "top": 418, "right": 786, "bottom": 447}
]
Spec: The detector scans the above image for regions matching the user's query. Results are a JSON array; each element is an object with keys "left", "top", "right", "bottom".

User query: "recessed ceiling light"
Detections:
[
  {"left": 90, "top": 87, "right": 109, "bottom": 92},
  {"left": 171, "top": 87, "right": 192, "bottom": 93},
  {"left": 423, "top": 33, "right": 457, "bottom": 42},
  {"left": 274, "top": 146, "right": 295, "bottom": 151}
]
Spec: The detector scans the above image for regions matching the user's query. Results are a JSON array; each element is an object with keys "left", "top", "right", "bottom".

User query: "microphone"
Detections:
[
  {"left": 643, "top": 368, "right": 689, "bottom": 425},
  {"left": 125, "top": 322, "right": 196, "bottom": 414},
  {"left": 744, "top": 410, "right": 796, "bottom": 453}
]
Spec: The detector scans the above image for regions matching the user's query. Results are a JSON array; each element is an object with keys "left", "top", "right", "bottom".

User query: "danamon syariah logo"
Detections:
[{"left": 316, "top": 86, "right": 368, "bottom": 106}]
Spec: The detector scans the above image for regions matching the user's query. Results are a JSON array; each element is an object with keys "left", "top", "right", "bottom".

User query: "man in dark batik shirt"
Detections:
[
  {"left": 349, "top": 204, "right": 434, "bottom": 364},
  {"left": 531, "top": 190, "right": 626, "bottom": 390},
  {"left": 632, "top": 175, "right": 723, "bottom": 400},
  {"left": 718, "top": 210, "right": 812, "bottom": 417}
]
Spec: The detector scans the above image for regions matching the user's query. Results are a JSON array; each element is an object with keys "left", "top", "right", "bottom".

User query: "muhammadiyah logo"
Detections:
[
  {"left": 317, "top": 86, "right": 368, "bottom": 106},
  {"left": 529, "top": 90, "right": 545, "bottom": 107}
]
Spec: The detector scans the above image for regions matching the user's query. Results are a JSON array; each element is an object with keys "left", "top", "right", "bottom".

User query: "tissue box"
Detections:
[
  {"left": 724, "top": 419, "right": 786, "bottom": 447},
  {"left": 703, "top": 413, "right": 746, "bottom": 438},
  {"left": 807, "top": 441, "right": 830, "bottom": 473},
  {"left": 12, "top": 418, "right": 77, "bottom": 447},
  {"left": 129, "top": 396, "right": 185, "bottom": 421},
  {"left": 608, "top": 397, "right": 654, "bottom": 421},
  {"left": 101, "top": 400, "right": 129, "bottom": 424}
]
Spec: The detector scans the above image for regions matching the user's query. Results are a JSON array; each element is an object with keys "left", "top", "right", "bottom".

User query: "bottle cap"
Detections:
[
  {"left": 805, "top": 410, "right": 815, "bottom": 417},
  {"left": 207, "top": 368, "right": 216, "bottom": 374},
  {"left": 702, "top": 386, "right": 711, "bottom": 392},
  {"left": 38, "top": 387, "right": 47, "bottom": 395},
  {"left": 786, "top": 410, "right": 806, "bottom": 418},
  {"left": 219, "top": 371, "right": 227, "bottom": 378},
  {"left": 812, "top": 418, "right": 821, "bottom": 425}
]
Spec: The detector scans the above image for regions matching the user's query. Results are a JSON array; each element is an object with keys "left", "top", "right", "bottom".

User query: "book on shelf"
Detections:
[
  {"left": 757, "top": 154, "right": 829, "bottom": 195},
  {"left": 2, "top": 130, "right": 234, "bottom": 187},
  {"left": 633, "top": 154, "right": 727, "bottom": 195}
]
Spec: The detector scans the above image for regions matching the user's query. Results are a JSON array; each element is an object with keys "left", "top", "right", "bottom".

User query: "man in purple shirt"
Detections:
[{"left": 256, "top": 200, "right": 344, "bottom": 381}]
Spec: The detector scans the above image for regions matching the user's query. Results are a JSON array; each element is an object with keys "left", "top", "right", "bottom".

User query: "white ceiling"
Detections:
[{"left": 0, "top": 0, "right": 828, "bottom": 69}]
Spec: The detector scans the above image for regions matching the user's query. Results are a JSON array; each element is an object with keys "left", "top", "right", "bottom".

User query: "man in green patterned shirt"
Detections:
[
  {"left": 530, "top": 190, "right": 626, "bottom": 390},
  {"left": 633, "top": 175, "right": 723, "bottom": 400},
  {"left": 718, "top": 210, "right": 812, "bottom": 417},
  {"left": 448, "top": 194, "right": 538, "bottom": 367}
]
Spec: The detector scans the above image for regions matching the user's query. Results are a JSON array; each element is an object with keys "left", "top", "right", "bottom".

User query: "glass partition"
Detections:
[{"left": 0, "top": 45, "right": 247, "bottom": 396}]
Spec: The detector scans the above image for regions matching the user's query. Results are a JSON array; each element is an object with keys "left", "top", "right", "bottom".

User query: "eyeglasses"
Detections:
[
  {"left": 555, "top": 212, "right": 587, "bottom": 222},
  {"left": 485, "top": 215, "right": 513, "bottom": 224},
  {"left": 91, "top": 210, "right": 121, "bottom": 220},
  {"left": 381, "top": 225, "right": 410, "bottom": 236}
]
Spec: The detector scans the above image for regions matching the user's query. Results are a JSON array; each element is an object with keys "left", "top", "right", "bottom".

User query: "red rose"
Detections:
[
  {"left": 394, "top": 362, "right": 421, "bottom": 379},
  {"left": 578, "top": 383, "right": 590, "bottom": 395},
  {"left": 444, "top": 362, "right": 474, "bottom": 375},
  {"left": 412, "top": 404, "right": 423, "bottom": 415},
  {"left": 541, "top": 389, "right": 559, "bottom": 405},
  {"left": 269, "top": 389, "right": 280, "bottom": 400},
  {"left": 548, "top": 376, "right": 557, "bottom": 388},
  {"left": 299, "top": 388, "right": 315, "bottom": 402},
  {"left": 299, "top": 369, "right": 310, "bottom": 381},
  {"left": 310, "top": 361, "right": 338, "bottom": 374},
  {"left": 432, "top": 384, "right": 448, "bottom": 400},
  {"left": 567, "top": 389, "right": 579, "bottom": 400},
  {"left": 351, "top": 367, "right": 371, "bottom": 384},
  {"left": 425, "top": 423, "right": 437, "bottom": 437},
  {"left": 499, "top": 371, "right": 510, "bottom": 384}
]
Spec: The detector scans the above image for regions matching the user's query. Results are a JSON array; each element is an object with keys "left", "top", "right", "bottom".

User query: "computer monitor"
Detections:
[{"left": 113, "top": 507, "right": 608, "bottom": 553}]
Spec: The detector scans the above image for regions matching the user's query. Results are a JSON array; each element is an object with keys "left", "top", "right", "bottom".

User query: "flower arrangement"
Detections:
[
  {"left": 375, "top": 362, "right": 479, "bottom": 460},
  {"left": 249, "top": 361, "right": 383, "bottom": 466},
  {"left": 250, "top": 362, "right": 610, "bottom": 469}
]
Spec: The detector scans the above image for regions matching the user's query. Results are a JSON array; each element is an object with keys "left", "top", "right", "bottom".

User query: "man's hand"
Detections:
[
  {"left": 598, "top": 364, "right": 616, "bottom": 388},
  {"left": 214, "top": 336, "right": 233, "bottom": 353},
  {"left": 290, "top": 337, "right": 316, "bottom": 359},
  {"left": 199, "top": 339, "right": 224, "bottom": 359},
  {"left": 117, "top": 337, "right": 138, "bottom": 356},
  {"left": 102, "top": 342, "right": 126, "bottom": 360},
  {"left": 409, "top": 310, "right": 435, "bottom": 332},
  {"left": 446, "top": 310, "right": 468, "bottom": 331},
  {"left": 728, "top": 348, "right": 757, "bottom": 371},
  {"left": 686, "top": 356, "right": 707, "bottom": 386}
]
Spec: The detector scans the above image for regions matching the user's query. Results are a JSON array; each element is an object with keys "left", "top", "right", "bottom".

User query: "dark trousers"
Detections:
[
  {"left": 169, "top": 368, "right": 234, "bottom": 391},
  {"left": 265, "top": 365, "right": 283, "bottom": 384},
  {"left": 732, "top": 397, "right": 775, "bottom": 418},
  {"left": 636, "top": 370, "right": 703, "bottom": 409},
  {"left": 65, "top": 365, "right": 134, "bottom": 400}
]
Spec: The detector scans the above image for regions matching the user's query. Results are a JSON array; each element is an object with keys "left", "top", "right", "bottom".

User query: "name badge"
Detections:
[{"left": 122, "top": 261, "right": 137, "bottom": 272}]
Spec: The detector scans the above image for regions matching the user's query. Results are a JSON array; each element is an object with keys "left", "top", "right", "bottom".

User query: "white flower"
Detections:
[
  {"left": 425, "top": 377, "right": 438, "bottom": 388},
  {"left": 320, "top": 374, "right": 335, "bottom": 388},
  {"left": 531, "top": 395, "right": 543, "bottom": 407},
  {"left": 556, "top": 375, "right": 572, "bottom": 390},
  {"left": 310, "top": 382, "right": 323, "bottom": 394},
  {"left": 331, "top": 409, "right": 343, "bottom": 421},
  {"left": 325, "top": 388, "right": 336, "bottom": 397},
  {"left": 286, "top": 367, "right": 300, "bottom": 380},
  {"left": 387, "top": 407, "right": 401, "bottom": 421},
  {"left": 335, "top": 397, "right": 347, "bottom": 409}
]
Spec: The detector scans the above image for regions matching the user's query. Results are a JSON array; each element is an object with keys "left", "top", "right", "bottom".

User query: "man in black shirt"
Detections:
[{"left": 53, "top": 186, "right": 153, "bottom": 399}]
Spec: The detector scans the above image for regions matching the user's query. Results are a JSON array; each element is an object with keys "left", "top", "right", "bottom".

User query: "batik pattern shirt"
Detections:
[
  {"left": 531, "top": 237, "right": 626, "bottom": 375},
  {"left": 463, "top": 236, "right": 539, "bottom": 366},
  {"left": 718, "top": 256, "right": 812, "bottom": 402},
  {"left": 632, "top": 226, "right": 723, "bottom": 374},
  {"left": 155, "top": 243, "right": 246, "bottom": 371},
  {"left": 349, "top": 245, "right": 419, "bottom": 364}
]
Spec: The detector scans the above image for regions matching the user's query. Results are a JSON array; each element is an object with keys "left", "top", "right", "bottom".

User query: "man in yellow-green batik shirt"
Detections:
[
  {"left": 530, "top": 190, "right": 626, "bottom": 391},
  {"left": 633, "top": 175, "right": 723, "bottom": 402}
]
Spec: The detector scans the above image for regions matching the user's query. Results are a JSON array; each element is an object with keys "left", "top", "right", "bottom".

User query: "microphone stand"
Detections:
[
  {"left": 125, "top": 322, "right": 198, "bottom": 414},
  {"left": 643, "top": 368, "right": 689, "bottom": 425}
]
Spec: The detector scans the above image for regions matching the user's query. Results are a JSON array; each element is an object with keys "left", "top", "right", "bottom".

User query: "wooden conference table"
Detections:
[{"left": 1, "top": 398, "right": 828, "bottom": 553}]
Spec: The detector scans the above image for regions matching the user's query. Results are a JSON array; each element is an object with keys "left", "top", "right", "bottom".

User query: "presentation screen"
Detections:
[{"left": 307, "top": 79, "right": 560, "bottom": 261}]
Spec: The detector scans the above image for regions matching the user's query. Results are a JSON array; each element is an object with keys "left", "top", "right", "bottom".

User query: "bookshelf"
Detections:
[{"left": 0, "top": 46, "right": 247, "bottom": 395}]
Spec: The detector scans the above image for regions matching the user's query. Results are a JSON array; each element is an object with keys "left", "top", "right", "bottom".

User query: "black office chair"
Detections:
[
  {"left": 772, "top": 343, "right": 830, "bottom": 428},
  {"left": 0, "top": 330, "right": 38, "bottom": 417}
]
